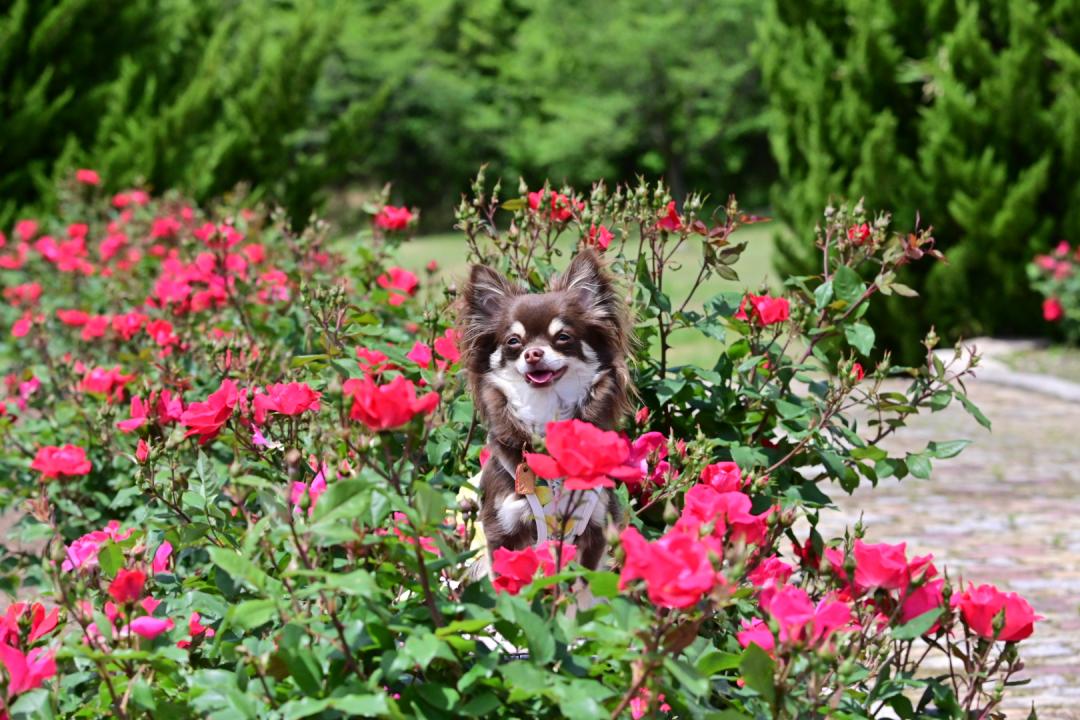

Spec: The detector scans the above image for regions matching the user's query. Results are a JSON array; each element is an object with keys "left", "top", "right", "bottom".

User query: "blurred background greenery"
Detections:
[{"left": 3, "top": 0, "right": 1079, "bottom": 358}]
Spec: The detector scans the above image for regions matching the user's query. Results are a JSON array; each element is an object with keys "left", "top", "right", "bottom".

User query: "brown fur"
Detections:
[{"left": 458, "top": 250, "right": 632, "bottom": 570}]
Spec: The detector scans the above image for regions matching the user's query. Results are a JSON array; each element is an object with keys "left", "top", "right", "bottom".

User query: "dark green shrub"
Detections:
[
  {"left": 758, "top": 0, "right": 1080, "bottom": 357},
  {"left": 0, "top": 0, "right": 349, "bottom": 226}
]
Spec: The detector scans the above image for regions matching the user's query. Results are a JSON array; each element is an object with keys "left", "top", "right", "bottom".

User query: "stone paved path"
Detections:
[{"left": 818, "top": 377, "right": 1080, "bottom": 718}]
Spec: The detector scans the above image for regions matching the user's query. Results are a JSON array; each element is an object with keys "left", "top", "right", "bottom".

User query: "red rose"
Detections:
[
  {"left": 618, "top": 527, "right": 720, "bottom": 609},
  {"left": 180, "top": 379, "right": 239, "bottom": 444},
  {"left": 374, "top": 206, "right": 414, "bottom": 231},
  {"left": 954, "top": 583, "right": 1040, "bottom": 642},
  {"left": 676, "top": 484, "right": 770, "bottom": 546},
  {"left": 657, "top": 201, "right": 683, "bottom": 232},
  {"left": 853, "top": 539, "right": 910, "bottom": 592},
  {"left": 31, "top": 445, "right": 91, "bottom": 479},
  {"left": 1043, "top": 297, "right": 1064, "bottom": 322},
  {"left": 343, "top": 375, "right": 438, "bottom": 431},
  {"left": 75, "top": 169, "right": 101, "bottom": 186},
  {"left": 406, "top": 341, "right": 433, "bottom": 369},
  {"left": 899, "top": 578, "right": 946, "bottom": 633},
  {"left": 0, "top": 645, "right": 56, "bottom": 695},
  {"left": 252, "top": 382, "right": 321, "bottom": 424},
  {"left": 491, "top": 541, "right": 575, "bottom": 594},
  {"left": 433, "top": 328, "right": 460, "bottom": 365},
  {"left": 586, "top": 224, "right": 614, "bottom": 250},
  {"left": 735, "top": 294, "right": 790, "bottom": 325},
  {"left": 847, "top": 223, "right": 871, "bottom": 244},
  {"left": 108, "top": 569, "right": 147, "bottom": 604},
  {"left": 761, "top": 584, "right": 851, "bottom": 646},
  {"left": 376, "top": 267, "right": 419, "bottom": 306},
  {"left": 524, "top": 419, "right": 643, "bottom": 490},
  {"left": 700, "top": 461, "right": 743, "bottom": 492}
]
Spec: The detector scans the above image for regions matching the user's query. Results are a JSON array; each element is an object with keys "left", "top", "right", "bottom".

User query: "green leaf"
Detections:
[
  {"left": 957, "top": 393, "right": 992, "bottom": 430},
  {"left": 905, "top": 452, "right": 932, "bottom": 480},
  {"left": 553, "top": 682, "right": 606, "bottom": 717},
  {"left": 696, "top": 650, "right": 742, "bottom": 675},
  {"left": 739, "top": 643, "right": 776, "bottom": 705},
  {"left": 229, "top": 599, "right": 278, "bottom": 630},
  {"left": 844, "top": 323, "right": 875, "bottom": 356},
  {"left": 282, "top": 648, "right": 323, "bottom": 696},
  {"left": 514, "top": 609, "right": 555, "bottom": 665},
  {"left": 927, "top": 440, "right": 970, "bottom": 459},
  {"left": 404, "top": 630, "right": 454, "bottom": 669},
  {"left": 311, "top": 479, "right": 370, "bottom": 524},
  {"left": 97, "top": 542, "right": 124, "bottom": 577},
  {"left": 322, "top": 570, "right": 377, "bottom": 597},
  {"left": 499, "top": 662, "right": 550, "bottom": 697},
  {"left": 831, "top": 266, "right": 866, "bottom": 305},
  {"left": 892, "top": 608, "right": 943, "bottom": 640},
  {"left": 281, "top": 698, "right": 331, "bottom": 720},
  {"left": 413, "top": 482, "right": 447, "bottom": 526},
  {"left": 774, "top": 398, "right": 807, "bottom": 419},
  {"left": 417, "top": 683, "right": 459, "bottom": 712},
  {"left": 208, "top": 547, "right": 271, "bottom": 592},
  {"left": 585, "top": 571, "right": 619, "bottom": 599},
  {"left": 332, "top": 695, "right": 390, "bottom": 716},
  {"left": 813, "top": 279, "right": 834, "bottom": 309},
  {"left": 730, "top": 445, "right": 768, "bottom": 468},
  {"left": 459, "top": 692, "right": 501, "bottom": 717},
  {"left": 663, "top": 657, "right": 708, "bottom": 697},
  {"left": 9, "top": 689, "right": 53, "bottom": 720}
]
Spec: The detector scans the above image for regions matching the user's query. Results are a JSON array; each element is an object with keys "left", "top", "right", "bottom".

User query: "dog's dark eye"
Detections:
[
  {"left": 555, "top": 332, "right": 572, "bottom": 343},
  {"left": 506, "top": 336, "right": 521, "bottom": 347}
]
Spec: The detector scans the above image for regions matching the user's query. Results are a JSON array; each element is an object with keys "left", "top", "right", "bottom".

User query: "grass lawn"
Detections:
[
  {"left": 1000, "top": 345, "right": 1080, "bottom": 384},
  {"left": 392, "top": 223, "right": 785, "bottom": 367}
]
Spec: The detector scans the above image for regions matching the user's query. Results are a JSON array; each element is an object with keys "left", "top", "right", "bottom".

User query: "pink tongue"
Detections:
[{"left": 527, "top": 370, "right": 554, "bottom": 384}]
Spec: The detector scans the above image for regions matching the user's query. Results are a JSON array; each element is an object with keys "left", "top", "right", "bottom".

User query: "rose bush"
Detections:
[
  {"left": 1029, "top": 240, "right": 1080, "bottom": 343},
  {"left": 0, "top": 170, "right": 1038, "bottom": 718}
]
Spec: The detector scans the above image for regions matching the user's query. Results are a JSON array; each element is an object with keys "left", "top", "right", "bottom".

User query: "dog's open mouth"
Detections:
[{"left": 524, "top": 367, "right": 568, "bottom": 387}]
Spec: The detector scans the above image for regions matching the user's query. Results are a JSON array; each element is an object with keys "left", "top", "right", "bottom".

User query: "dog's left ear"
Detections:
[{"left": 550, "top": 249, "right": 620, "bottom": 322}]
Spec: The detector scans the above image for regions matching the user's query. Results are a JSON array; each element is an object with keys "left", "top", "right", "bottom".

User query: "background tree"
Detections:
[{"left": 758, "top": 0, "right": 1080, "bottom": 358}]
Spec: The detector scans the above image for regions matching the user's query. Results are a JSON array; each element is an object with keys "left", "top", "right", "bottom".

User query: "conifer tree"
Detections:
[{"left": 758, "top": 0, "right": 1080, "bottom": 356}]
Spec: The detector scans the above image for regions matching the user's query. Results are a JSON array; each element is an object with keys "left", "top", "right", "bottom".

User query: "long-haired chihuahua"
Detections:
[{"left": 459, "top": 249, "right": 632, "bottom": 571}]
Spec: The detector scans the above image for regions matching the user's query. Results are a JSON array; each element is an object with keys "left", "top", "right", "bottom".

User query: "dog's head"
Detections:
[{"left": 459, "top": 249, "right": 631, "bottom": 430}]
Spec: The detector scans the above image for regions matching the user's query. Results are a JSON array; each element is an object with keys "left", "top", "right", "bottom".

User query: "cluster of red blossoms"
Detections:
[
  {"left": 1031, "top": 240, "right": 1077, "bottom": 323},
  {"left": 619, "top": 462, "right": 770, "bottom": 609}
]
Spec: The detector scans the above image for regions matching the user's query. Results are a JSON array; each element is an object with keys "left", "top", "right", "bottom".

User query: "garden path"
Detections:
[{"left": 818, "top": 374, "right": 1080, "bottom": 718}]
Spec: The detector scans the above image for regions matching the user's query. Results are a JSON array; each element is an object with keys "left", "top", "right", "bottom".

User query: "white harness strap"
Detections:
[
  {"left": 526, "top": 493, "right": 549, "bottom": 544},
  {"left": 498, "top": 455, "right": 603, "bottom": 547}
]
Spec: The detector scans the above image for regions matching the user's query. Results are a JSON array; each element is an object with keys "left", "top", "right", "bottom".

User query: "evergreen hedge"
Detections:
[{"left": 758, "top": 0, "right": 1080, "bottom": 357}]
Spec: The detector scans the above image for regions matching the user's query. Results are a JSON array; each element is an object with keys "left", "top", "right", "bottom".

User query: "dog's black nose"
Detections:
[{"left": 524, "top": 347, "right": 544, "bottom": 364}]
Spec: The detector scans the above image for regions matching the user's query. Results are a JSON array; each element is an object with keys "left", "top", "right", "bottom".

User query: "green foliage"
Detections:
[
  {"left": 757, "top": 0, "right": 1080, "bottom": 359},
  {"left": 1, "top": 0, "right": 772, "bottom": 228}
]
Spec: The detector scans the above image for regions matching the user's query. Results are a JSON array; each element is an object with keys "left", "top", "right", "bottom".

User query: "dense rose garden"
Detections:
[{"left": 0, "top": 170, "right": 1040, "bottom": 718}]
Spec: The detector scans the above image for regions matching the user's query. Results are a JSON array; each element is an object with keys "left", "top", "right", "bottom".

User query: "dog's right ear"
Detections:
[{"left": 463, "top": 264, "right": 519, "bottom": 321}]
